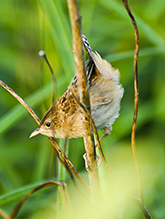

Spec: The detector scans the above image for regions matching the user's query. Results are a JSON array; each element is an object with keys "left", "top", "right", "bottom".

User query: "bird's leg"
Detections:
[
  {"left": 83, "top": 153, "right": 102, "bottom": 170},
  {"left": 83, "top": 125, "right": 111, "bottom": 170},
  {"left": 95, "top": 125, "right": 112, "bottom": 147}
]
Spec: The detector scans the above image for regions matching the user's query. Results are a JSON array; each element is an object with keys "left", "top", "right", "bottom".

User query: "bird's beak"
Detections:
[{"left": 29, "top": 128, "right": 40, "bottom": 138}]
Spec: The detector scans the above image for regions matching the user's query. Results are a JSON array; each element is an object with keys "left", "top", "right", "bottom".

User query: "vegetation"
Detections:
[{"left": 0, "top": 0, "right": 164, "bottom": 218}]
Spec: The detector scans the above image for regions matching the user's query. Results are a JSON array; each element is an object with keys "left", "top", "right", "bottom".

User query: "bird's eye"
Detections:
[{"left": 46, "top": 122, "right": 51, "bottom": 127}]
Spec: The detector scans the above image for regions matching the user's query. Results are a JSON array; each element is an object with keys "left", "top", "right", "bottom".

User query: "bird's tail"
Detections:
[{"left": 81, "top": 33, "right": 93, "bottom": 57}]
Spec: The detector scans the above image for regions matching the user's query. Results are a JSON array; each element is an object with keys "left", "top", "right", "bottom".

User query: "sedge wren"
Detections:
[{"left": 30, "top": 34, "right": 124, "bottom": 140}]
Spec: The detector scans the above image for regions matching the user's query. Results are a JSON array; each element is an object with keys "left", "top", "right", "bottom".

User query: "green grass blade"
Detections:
[{"left": 0, "top": 181, "right": 51, "bottom": 207}]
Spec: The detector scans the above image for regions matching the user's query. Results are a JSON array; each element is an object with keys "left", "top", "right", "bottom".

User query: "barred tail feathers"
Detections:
[
  {"left": 81, "top": 33, "right": 120, "bottom": 82},
  {"left": 81, "top": 33, "right": 93, "bottom": 57}
]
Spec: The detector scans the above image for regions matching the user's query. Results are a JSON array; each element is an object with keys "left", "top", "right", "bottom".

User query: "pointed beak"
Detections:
[{"left": 29, "top": 128, "right": 40, "bottom": 138}]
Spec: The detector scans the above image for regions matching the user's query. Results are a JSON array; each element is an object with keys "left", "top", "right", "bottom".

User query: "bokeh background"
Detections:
[{"left": 0, "top": 0, "right": 164, "bottom": 218}]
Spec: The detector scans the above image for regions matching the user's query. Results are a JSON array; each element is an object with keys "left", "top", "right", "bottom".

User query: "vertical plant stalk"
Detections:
[
  {"left": 57, "top": 139, "right": 68, "bottom": 219},
  {"left": 67, "top": 0, "right": 101, "bottom": 201},
  {"left": 122, "top": 0, "right": 142, "bottom": 202}
]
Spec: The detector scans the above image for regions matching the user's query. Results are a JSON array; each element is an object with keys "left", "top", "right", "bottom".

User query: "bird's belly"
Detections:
[{"left": 91, "top": 101, "right": 119, "bottom": 130}]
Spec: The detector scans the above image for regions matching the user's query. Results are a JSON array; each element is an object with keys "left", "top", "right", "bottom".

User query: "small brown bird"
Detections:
[{"left": 30, "top": 34, "right": 124, "bottom": 140}]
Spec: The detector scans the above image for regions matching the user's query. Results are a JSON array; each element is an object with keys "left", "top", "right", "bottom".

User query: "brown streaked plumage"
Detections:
[{"left": 30, "top": 34, "right": 124, "bottom": 139}]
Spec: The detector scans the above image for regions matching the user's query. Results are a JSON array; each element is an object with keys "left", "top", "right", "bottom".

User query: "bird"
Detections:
[{"left": 30, "top": 33, "right": 124, "bottom": 141}]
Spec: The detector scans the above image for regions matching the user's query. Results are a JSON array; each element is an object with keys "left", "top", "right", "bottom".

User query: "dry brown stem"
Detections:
[
  {"left": 122, "top": 0, "right": 142, "bottom": 202},
  {"left": 67, "top": 0, "right": 101, "bottom": 201},
  {"left": 122, "top": 0, "right": 151, "bottom": 218},
  {"left": 0, "top": 209, "right": 11, "bottom": 219}
]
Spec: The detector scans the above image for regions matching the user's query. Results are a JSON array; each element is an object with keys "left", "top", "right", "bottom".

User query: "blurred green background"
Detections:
[{"left": 0, "top": 0, "right": 164, "bottom": 218}]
